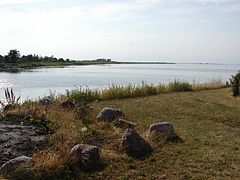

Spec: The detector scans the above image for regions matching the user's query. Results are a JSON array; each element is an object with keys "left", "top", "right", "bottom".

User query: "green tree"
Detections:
[{"left": 8, "top": 49, "right": 20, "bottom": 63}]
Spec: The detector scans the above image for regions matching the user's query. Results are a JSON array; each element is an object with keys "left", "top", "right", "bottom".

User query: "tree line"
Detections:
[{"left": 0, "top": 50, "right": 111, "bottom": 64}]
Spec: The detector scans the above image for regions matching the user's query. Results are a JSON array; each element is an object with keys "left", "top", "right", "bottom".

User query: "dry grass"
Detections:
[
  {"left": 192, "top": 79, "right": 226, "bottom": 91},
  {"left": 2, "top": 88, "right": 240, "bottom": 179}
]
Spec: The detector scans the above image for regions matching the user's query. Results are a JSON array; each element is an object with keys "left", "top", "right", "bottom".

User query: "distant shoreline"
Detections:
[
  {"left": 0, "top": 61, "right": 175, "bottom": 73},
  {"left": 2, "top": 60, "right": 239, "bottom": 73}
]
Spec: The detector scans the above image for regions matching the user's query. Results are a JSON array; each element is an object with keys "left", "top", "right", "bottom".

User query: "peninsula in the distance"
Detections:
[{"left": 0, "top": 50, "right": 175, "bottom": 72}]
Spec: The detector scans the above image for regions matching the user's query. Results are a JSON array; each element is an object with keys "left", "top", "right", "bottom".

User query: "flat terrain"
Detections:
[{"left": 2, "top": 88, "right": 240, "bottom": 179}]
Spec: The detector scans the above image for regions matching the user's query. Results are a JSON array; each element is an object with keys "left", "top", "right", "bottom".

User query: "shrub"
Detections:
[
  {"left": 66, "top": 87, "right": 100, "bottom": 104},
  {"left": 230, "top": 71, "right": 240, "bottom": 97},
  {"left": 168, "top": 80, "right": 193, "bottom": 92}
]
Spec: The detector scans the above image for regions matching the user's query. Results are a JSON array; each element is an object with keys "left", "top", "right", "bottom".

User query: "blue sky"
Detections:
[{"left": 0, "top": 0, "right": 240, "bottom": 63}]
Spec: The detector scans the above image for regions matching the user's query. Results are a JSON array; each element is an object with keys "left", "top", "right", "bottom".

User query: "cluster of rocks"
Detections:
[
  {"left": 0, "top": 106, "right": 182, "bottom": 177},
  {"left": 67, "top": 107, "right": 181, "bottom": 164},
  {"left": 40, "top": 96, "right": 76, "bottom": 110},
  {"left": 95, "top": 107, "right": 181, "bottom": 159}
]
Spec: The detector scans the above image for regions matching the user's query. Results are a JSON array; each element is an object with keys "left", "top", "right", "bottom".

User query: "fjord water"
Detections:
[{"left": 0, "top": 63, "right": 239, "bottom": 100}]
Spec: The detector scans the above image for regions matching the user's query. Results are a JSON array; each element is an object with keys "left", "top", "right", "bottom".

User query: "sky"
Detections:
[{"left": 0, "top": 0, "right": 240, "bottom": 63}]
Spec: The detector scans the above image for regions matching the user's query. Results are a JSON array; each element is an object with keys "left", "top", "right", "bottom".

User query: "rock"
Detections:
[
  {"left": 97, "top": 107, "right": 123, "bottom": 122},
  {"left": 122, "top": 128, "right": 152, "bottom": 158},
  {"left": 80, "top": 127, "right": 88, "bottom": 132},
  {"left": 0, "top": 156, "right": 32, "bottom": 175},
  {"left": 60, "top": 99, "right": 76, "bottom": 109},
  {"left": 40, "top": 96, "right": 53, "bottom": 106},
  {"left": 0, "top": 124, "right": 47, "bottom": 166},
  {"left": 115, "top": 119, "right": 136, "bottom": 129},
  {"left": 70, "top": 144, "right": 100, "bottom": 163},
  {"left": 149, "top": 122, "right": 176, "bottom": 139}
]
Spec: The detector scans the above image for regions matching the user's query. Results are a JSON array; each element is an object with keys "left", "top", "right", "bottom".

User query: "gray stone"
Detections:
[
  {"left": 0, "top": 156, "right": 32, "bottom": 175},
  {"left": 115, "top": 119, "right": 136, "bottom": 129},
  {"left": 60, "top": 99, "right": 76, "bottom": 109},
  {"left": 122, "top": 128, "right": 152, "bottom": 158},
  {"left": 0, "top": 124, "right": 47, "bottom": 166},
  {"left": 149, "top": 122, "right": 176, "bottom": 139},
  {"left": 97, "top": 107, "right": 123, "bottom": 122},
  {"left": 40, "top": 96, "right": 53, "bottom": 106},
  {"left": 70, "top": 144, "right": 100, "bottom": 163}
]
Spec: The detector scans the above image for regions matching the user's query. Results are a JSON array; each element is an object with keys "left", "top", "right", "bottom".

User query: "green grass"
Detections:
[
  {"left": 67, "top": 81, "right": 226, "bottom": 104},
  {"left": 16, "top": 62, "right": 67, "bottom": 68},
  {"left": 88, "top": 88, "right": 240, "bottom": 179},
  {"left": 2, "top": 88, "right": 240, "bottom": 179}
]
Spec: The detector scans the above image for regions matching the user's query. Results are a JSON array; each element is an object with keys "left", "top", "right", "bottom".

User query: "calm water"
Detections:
[{"left": 0, "top": 63, "right": 239, "bottom": 100}]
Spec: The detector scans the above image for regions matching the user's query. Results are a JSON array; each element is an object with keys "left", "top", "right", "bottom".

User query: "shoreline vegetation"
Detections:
[
  {"left": 0, "top": 79, "right": 227, "bottom": 106},
  {"left": 0, "top": 49, "right": 175, "bottom": 73},
  {"left": 1, "top": 85, "right": 240, "bottom": 179},
  {"left": 65, "top": 80, "right": 227, "bottom": 103}
]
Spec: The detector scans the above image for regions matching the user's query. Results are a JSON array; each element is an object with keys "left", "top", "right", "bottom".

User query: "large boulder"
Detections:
[
  {"left": 122, "top": 128, "right": 152, "bottom": 158},
  {"left": 115, "top": 119, "right": 137, "bottom": 129},
  {"left": 70, "top": 144, "right": 100, "bottom": 163},
  {"left": 97, "top": 107, "right": 123, "bottom": 122},
  {"left": 0, "top": 156, "right": 32, "bottom": 175},
  {"left": 149, "top": 122, "right": 182, "bottom": 142},
  {"left": 60, "top": 99, "right": 76, "bottom": 109},
  {"left": 40, "top": 96, "right": 53, "bottom": 106}
]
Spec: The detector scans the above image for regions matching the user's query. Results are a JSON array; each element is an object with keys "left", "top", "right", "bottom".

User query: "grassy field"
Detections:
[
  {"left": 8, "top": 87, "right": 236, "bottom": 179},
  {"left": 1, "top": 86, "right": 239, "bottom": 179},
  {"left": 89, "top": 88, "right": 240, "bottom": 179}
]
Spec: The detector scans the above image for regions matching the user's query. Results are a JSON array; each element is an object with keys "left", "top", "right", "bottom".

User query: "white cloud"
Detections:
[
  {"left": 0, "top": 0, "right": 46, "bottom": 6},
  {"left": 0, "top": 0, "right": 239, "bottom": 63}
]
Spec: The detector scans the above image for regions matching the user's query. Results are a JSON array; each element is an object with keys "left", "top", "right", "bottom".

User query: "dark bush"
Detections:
[{"left": 230, "top": 71, "right": 240, "bottom": 97}]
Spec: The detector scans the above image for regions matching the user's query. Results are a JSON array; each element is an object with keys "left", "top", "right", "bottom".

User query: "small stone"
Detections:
[
  {"left": 80, "top": 127, "right": 88, "bottom": 132},
  {"left": 0, "top": 156, "right": 32, "bottom": 175},
  {"left": 40, "top": 96, "right": 53, "bottom": 106},
  {"left": 115, "top": 119, "right": 137, "bottom": 129},
  {"left": 97, "top": 107, "right": 123, "bottom": 122},
  {"left": 70, "top": 144, "right": 100, "bottom": 163},
  {"left": 122, "top": 128, "right": 152, "bottom": 158},
  {"left": 60, "top": 99, "right": 76, "bottom": 109}
]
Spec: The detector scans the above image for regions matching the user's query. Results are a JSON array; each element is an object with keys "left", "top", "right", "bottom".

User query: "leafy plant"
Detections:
[{"left": 230, "top": 71, "right": 240, "bottom": 97}]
